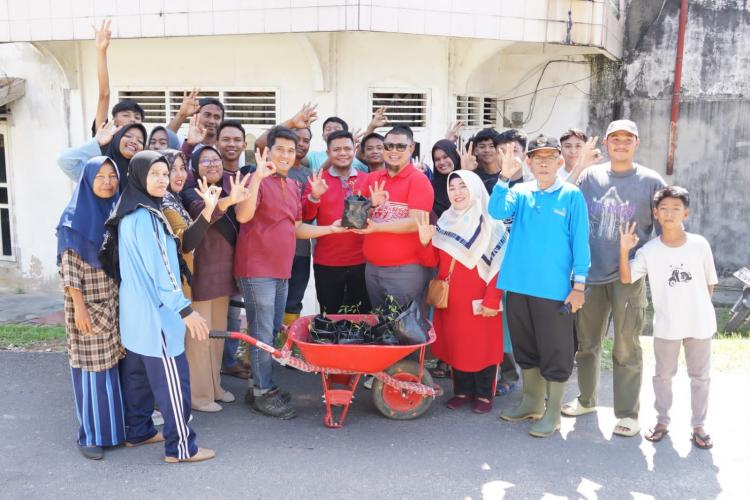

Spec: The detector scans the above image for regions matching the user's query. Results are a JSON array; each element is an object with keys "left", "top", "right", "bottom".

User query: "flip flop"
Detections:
[
  {"left": 645, "top": 427, "right": 669, "bottom": 442},
  {"left": 613, "top": 417, "right": 641, "bottom": 437},
  {"left": 691, "top": 432, "right": 713, "bottom": 449}
]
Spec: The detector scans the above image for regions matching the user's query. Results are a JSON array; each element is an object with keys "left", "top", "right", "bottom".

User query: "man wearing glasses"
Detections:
[
  {"left": 562, "top": 120, "right": 666, "bottom": 438},
  {"left": 354, "top": 125, "right": 434, "bottom": 311},
  {"left": 488, "top": 135, "right": 590, "bottom": 438}
]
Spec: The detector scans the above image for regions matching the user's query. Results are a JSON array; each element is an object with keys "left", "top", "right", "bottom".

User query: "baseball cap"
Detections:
[
  {"left": 605, "top": 119, "right": 639, "bottom": 137},
  {"left": 526, "top": 134, "right": 561, "bottom": 155}
]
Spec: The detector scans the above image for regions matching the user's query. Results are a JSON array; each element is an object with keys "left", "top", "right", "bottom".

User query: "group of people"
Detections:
[{"left": 53, "top": 22, "right": 719, "bottom": 463}]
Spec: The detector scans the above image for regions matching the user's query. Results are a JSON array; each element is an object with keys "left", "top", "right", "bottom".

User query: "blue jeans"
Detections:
[
  {"left": 222, "top": 294, "right": 244, "bottom": 369},
  {"left": 238, "top": 277, "right": 288, "bottom": 394}
]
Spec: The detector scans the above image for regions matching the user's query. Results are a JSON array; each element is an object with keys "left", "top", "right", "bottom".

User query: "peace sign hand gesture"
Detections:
[
  {"left": 94, "top": 120, "right": 122, "bottom": 147},
  {"left": 619, "top": 221, "right": 640, "bottom": 251},
  {"left": 498, "top": 143, "right": 523, "bottom": 180},
  {"left": 93, "top": 19, "right": 112, "bottom": 52},
  {"left": 254, "top": 147, "right": 277, "bottom": 180},
  {"left": 415, "top": 211, "right": 436, "bottom": 246},
  {"left": 369, "top": 180, "right": 389, "bottom": 207},
  {"left": 460, "top": 142, "right": 478, "bottom": 171},
  {"left": 308, "top": 170, "right": 329, "bottom": 199},
  {"left": 579, "top": 135, "right": 603, "bottom": 169},
  {"left": 445, "top": 120, "right": 465, "bottom": 143}
]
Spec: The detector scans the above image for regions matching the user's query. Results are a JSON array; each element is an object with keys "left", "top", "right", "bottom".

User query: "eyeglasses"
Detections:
[
  {"left": 199, "top": 158, "right": 223, "bottom": 166},
  {"left": 383, "top": 142, "right": 410, "bottom": 152}
]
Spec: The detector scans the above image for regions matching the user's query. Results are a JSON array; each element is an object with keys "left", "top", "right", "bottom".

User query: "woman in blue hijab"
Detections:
[{"left": 56, "top": 156, "right": 125, "bottom": 460}]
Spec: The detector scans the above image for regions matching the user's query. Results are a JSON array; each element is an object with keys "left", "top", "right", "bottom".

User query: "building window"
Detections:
[
  {"left": 116, "top": 89, "right": 279, "bottom": 128},
  {"left": 370, "top": 91, "right": 429, "bottom": 128},
  {"left": 0, "top": 132, "right": 13, "bottom": 259},
  {"left": 455, "top": 95, "right": 498, "bottom": 128}
]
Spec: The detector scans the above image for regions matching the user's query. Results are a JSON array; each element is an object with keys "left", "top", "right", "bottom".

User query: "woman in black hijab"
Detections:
[
  {"left": 107, "top": 150, "right": 215, "bottom": 463},
  {"left": 431, "top": 140, "right": 461, "bottom": 218},
  {"left": 104, "top": 122, "right": 147, "bottom": 188}
]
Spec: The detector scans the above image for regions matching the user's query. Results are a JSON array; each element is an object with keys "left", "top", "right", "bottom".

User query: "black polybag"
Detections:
[{"left": 341, "top": 194, "right": 372, "bottom": 229}]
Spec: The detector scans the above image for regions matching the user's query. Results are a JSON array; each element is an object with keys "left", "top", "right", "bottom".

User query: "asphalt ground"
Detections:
[{"left": 0, "top": 351, "right": 748, "bottom": 499}]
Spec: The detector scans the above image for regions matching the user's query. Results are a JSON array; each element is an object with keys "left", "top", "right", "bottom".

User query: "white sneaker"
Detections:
[
  {"left": 217, "top": 391, "right": 235, "bottom": 403},
  {"left": 193, "top": 402, "right": 223, "bottom": 413}
]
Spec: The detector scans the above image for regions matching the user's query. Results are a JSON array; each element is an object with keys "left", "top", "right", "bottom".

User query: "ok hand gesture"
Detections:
[
  {"left": 368, "top": 106, "right": 389, "bottom": 131},
  {"left": 369, "top": 180, "right": 389, "bottom": 207},
  {"left": 498, "top": 143, "right": 523, "bottom": 180},
  {"left": 415, "top": 211, "right": 436, "bottom": 246},
  {"left": 308, "top": 170, "right": 329, "bottom": 199},
  {"left": 179, "top": 88, "right": 201, "bottom": 118},
  {"left": 619, "top": 221, "right": 640, "bottom": 251},
  {"left": 187, "top": 114, "right": 208, "bottom": 146},
  {"left": 290, "top": 102, "right": 319, "bottom": 129},
  {"left": 254, "top": 147, "right": 277, "bottom": 179},
  {"left": 227, "top": 171, "right": 252, "bottom": 205},
  {"left": 195, "top": 176, "right": 222, "bottom": 215},
  {"left": 460, "top": 142, "right": 478, "bottom": 171}
]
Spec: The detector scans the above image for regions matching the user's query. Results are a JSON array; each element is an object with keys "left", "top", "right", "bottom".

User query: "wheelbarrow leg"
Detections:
[{"left": 321, "top": 373, "right": 361, "bottom": 428}]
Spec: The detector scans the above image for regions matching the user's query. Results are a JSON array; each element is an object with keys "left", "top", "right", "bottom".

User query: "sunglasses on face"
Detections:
[{"left": 383, "top": 142, "right": 410, "bottom": 152}]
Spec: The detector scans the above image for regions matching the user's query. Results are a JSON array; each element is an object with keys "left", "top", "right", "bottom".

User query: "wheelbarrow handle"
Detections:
[{"left": 209, "top": 330, "right": 283, "bottom": 358}]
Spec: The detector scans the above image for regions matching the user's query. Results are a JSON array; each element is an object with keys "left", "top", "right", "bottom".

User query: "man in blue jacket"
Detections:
[{"left": 488, "top": 134, "right": 590, "bottom": 437}]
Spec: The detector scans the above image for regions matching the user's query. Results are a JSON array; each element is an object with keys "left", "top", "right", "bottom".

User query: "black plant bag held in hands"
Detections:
[{"left": 341, "top": 194, "right": 372, "bottom": 229}]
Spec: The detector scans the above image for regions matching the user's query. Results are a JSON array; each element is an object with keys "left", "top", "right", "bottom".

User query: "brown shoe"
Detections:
[
  {"left": 125, "top": 431, "right": 165, "bottom": 448},
  {"left": 165, "top": 447, "right": 215, "bottom": 463},
  {"left": 221, "top": 364, "right": 250, "bottom": 380}
]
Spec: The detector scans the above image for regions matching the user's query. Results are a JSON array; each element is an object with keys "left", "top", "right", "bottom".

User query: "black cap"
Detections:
[{"left": 526, "top": 134, "right": 561, "bottom": 155}]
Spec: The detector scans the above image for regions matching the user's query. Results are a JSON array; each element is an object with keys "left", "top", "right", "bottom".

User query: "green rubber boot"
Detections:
[
  {"left": 499, "top": 368, "right": 546, "bottom": 422},
  {"left": 529, "top": 381, "right": 566, "bottom": 437}
]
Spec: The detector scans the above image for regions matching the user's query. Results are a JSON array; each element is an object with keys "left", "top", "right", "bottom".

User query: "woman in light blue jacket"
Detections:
[{"left": 102, "top": 150, "right": 214, "bottom": 463}]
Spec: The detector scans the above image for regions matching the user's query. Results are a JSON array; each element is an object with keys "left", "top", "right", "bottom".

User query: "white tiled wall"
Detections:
[{"left": 0, "top": 0, "right": 623, "bottom": 57}]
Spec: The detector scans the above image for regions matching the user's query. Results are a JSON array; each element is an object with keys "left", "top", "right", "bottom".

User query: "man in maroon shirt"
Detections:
[
  {"left": 234, "top": 126, "right": 346, "bottom": 419},
  {"left": 302, "top": 130, "right": 372, "bottom": 314},
  {"left": 354, "top": 126, "right": 435, "bottom": 310}
]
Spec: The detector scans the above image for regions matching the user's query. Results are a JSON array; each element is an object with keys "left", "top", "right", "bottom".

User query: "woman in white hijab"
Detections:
[{"left": 418, "top": 170, "right": 508, "bottom": 414}]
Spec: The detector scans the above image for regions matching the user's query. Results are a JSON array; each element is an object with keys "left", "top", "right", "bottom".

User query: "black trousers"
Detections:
[
  {"left": 453, "top": 365, "right": 498, "bottom": 399},
  {"left": 505, "top": 291, "right": 575, "bottom": 383},
  {"left": 313, "top": 263, "right": 371, "bottom": 314}
]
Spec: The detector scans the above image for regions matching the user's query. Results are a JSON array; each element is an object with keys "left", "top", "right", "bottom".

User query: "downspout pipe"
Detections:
[{"left": 667, "top": 0, "right": 688, "bottom": 175}]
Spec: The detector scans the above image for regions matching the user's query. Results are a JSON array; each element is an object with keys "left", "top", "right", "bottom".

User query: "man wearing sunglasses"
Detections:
[{"left": 354, "top": 125, "right": 434, "bottom": 311}]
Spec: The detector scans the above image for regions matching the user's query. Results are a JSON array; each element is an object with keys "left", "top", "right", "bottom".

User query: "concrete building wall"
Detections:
[{"left": 589, "top": 0, "right": 749, "bottom": 274}]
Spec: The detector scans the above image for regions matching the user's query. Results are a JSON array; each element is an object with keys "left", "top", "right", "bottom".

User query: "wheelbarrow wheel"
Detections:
[{"left": 372, "top": 360, "right": 434, "bottom": 420}]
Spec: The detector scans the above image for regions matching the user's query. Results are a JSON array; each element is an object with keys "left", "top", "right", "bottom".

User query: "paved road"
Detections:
[{"left": 0, "top": 351, "right": 747, "bottom": 499}]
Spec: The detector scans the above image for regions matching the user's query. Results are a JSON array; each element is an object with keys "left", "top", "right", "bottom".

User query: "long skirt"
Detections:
[{"left": 70, "top": 365, "right": 126, "bottom": 447}]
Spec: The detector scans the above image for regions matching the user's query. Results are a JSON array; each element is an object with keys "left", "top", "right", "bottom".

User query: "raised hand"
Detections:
[
  {"left": 94, "top": 120, "right": 122, "bottom": 147},
  {"left": 195, "top": 176, "right": 222, "bottom": 213},
  {"left": 254, "top": 147, "right": 277, "bottom": 179},
  {"left": 93, "top": 19, "right": 112, "bottom": 52},
  {"left": 308, "top": 170, "right": 329, "bottom": 199},
  {"left": 579, "top": 135, "right": 603, "bottom": 169},
  {"left": 368, "top": 106, "right": 389, "bottom": 131},
  {"left": 289, "top": 102, "right": 319, "bottom": 129},
  {"left": 187, "top": 114, "right": 207, "bottom": 146},
  {"left": 351, "top": 127, "right": 364, "bottom": 146},
  {"left": 498, "top": 143, "right": 523, "bottom": 179},
  {"left": 369, "top": 180, "right": 389, "bottom": 207},
  {"left": 179, "top": 88, "right": 200, "bottom": 118},
  {"left": 619, "top": 221, "right": 640, "bottom": 251},
  {"left": 415, "top": 211, "right": 436, "bottom": 246},
  {"left": 226, "top": 171, "right": 252, "bottom": 205},
  {"left": 445, "top": 120, "right": 465, "bottom": 142},
  {"left": 460, "top": 142, "right": 478, "bottom": 171}
]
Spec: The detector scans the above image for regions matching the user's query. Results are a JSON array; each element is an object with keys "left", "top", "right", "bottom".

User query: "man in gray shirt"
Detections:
[{"left": 562, "top": 120, "right": 666, "bottom": 438}]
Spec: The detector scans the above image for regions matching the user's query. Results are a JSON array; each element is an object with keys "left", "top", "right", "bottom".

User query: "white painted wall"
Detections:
[{"left": 0, "top": 31, "right": 600, "bottom": 286}]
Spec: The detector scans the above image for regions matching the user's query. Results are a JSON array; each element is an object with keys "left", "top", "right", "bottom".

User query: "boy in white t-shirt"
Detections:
[{"left": 619, "top": 186, "right": 718, "bottom": 450}]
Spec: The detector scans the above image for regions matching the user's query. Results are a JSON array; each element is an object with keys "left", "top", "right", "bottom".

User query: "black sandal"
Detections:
[
  {"left": 430, "top": 362, "right": 451, "bottom": 379},
  {"left": 645, "top": 426, "right": 669, "bottom": 442},
  {"left": 691, "top": 432, "right": 713, "bottom": 449}
]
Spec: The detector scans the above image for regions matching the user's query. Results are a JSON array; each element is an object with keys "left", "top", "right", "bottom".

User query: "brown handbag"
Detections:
[{"left": 426, "top": 258, "right": 456, "bottom": 309}]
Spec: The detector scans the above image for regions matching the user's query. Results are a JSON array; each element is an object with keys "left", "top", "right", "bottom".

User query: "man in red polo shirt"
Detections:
[
  {"left": 354, "top": 125, "right": 435, "bottom": 310},
  {"left": 302, "top": 130, "right": 372, "bottom": 314},
  {"left": 234, "top": 126, "right": 346, "bottom": 419}
]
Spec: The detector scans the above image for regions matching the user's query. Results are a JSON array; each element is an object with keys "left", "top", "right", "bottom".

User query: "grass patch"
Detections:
[{"left": 0, "top": 324, "right": 66, "bottom": 348}]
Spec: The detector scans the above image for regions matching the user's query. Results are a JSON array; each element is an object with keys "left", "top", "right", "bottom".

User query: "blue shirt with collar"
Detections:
[{"left": 488, "top": 177, "right": 590, "bottom": 301}]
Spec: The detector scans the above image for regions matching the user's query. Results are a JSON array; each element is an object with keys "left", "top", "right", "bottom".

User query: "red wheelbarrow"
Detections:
[{"left": 209, "top": 314, "right": 439, "bottom": 428}]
